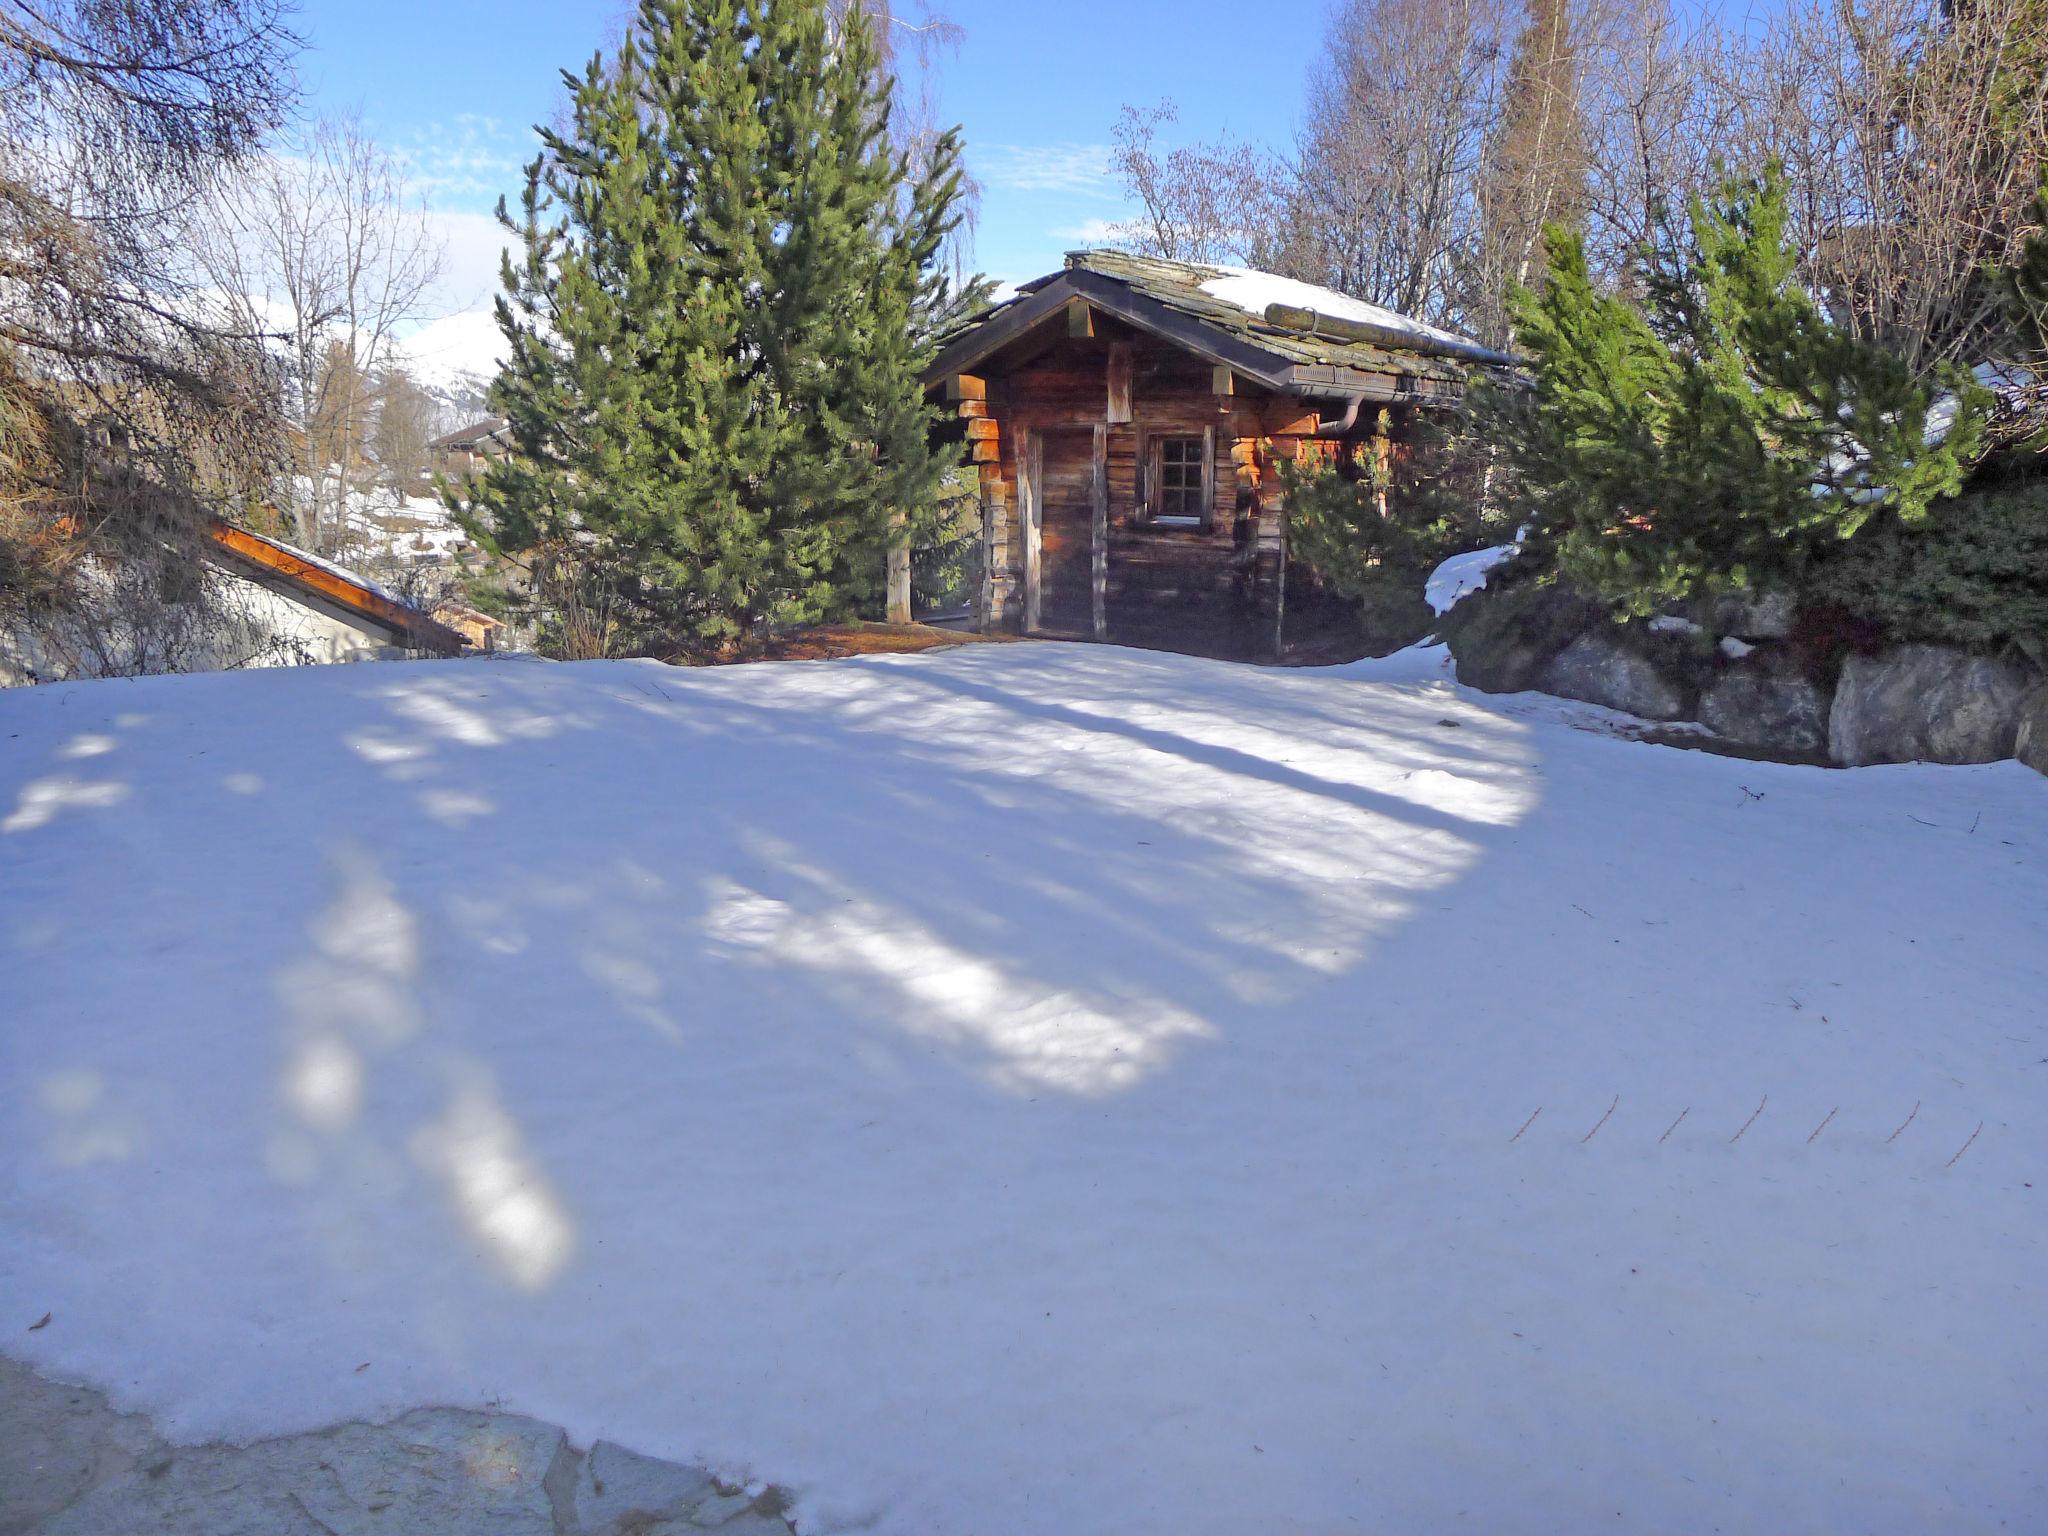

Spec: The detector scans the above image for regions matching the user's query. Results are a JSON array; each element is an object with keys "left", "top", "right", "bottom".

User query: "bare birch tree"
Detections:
[
  {"left": 1708, "top": 0, "right": 2048, "bottom": 394},
  {"left": 195, "top": 116, "right": 445, "bottom": 551},
  {"left": 1108, "top": 101, "right": 1288, "bottom": 267}
]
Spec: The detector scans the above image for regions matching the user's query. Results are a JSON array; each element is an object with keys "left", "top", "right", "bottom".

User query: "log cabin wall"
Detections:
[{"left": 974, "top": 313, "right": 1347, "bottom": 652}]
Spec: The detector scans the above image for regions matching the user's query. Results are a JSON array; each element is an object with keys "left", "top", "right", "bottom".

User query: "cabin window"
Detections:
[{"left": 1154, "top": 435, "right": 1207, "bottom": 526}]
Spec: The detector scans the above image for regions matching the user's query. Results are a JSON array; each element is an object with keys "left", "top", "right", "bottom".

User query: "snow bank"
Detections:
[
  {"left": 1425, "top": 543, "right": 1517, "bottom": 614},
  {"left": 3, "top": 645, "right": 2044, "bottom": 1535},
  {"left": 1198, "top": 266, "right": 1478, "bottom": 349}
]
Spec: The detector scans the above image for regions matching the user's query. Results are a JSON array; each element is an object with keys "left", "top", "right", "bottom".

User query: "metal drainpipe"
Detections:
[{"left": 1314, "top": 393, "right": 1370, "bottom": 438}]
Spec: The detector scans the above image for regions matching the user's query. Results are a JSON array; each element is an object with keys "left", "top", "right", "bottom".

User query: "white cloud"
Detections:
[
  {"left": 1050, "top": 217, "right": 1126, "bottom": 246},
  {"left": 974, "top": 142, "right": 1117, "bottom": 197},
  {"left": 396, "top": 115, "right": 534, "bottom": 207},
  {"left": 422, "top": 207, "right": 520, "bottom": 318}
]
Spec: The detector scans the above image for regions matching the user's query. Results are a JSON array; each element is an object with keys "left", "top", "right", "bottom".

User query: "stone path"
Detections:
[{"left": 0, "top": 1357, "right": 795, "bottom": 1536}]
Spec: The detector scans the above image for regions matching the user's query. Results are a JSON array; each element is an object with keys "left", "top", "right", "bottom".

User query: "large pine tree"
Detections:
[{"left": 450, "top": 0, "right": 970, "bottom": 654}]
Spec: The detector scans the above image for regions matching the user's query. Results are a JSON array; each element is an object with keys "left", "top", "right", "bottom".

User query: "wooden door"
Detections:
[{"left": 1031, "top": 427, "right": 1100, "bottom": 635}]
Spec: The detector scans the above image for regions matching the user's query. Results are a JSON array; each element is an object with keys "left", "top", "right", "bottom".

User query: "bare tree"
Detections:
[
  {"left": 1467, "top": 0, "right": 1593, "bottom": 339},
  {"left": 1109, "top": 101, "right": 1290, "bottom": 267},
  {"left": 1288, "top": 0, "right": 1516, "bottom": 331},
  {"left": 1708, "top": 0, "right": 2048, "bottom": 395},
  {"left": 373, "top": 369, "right": 439, "bottom": 491},
  {"left": 195, "top": 115, "right": 445, "bottom": 551},
  {"left": 828, "top": 0, "right": 983, "bottom": 286},
  {"left": 1, "top": 0, "right": 300, "bottom": 675}
]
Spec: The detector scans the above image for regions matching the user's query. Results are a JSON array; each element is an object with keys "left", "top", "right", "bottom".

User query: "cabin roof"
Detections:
[
  {"left": 428, "top": 417, "right": 509, "bottom": 452},
  {"left": 927, "top": 250, "right": 1510, "bottom": 399}
]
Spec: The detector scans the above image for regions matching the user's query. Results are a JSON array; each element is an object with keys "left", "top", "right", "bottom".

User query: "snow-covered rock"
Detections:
[
  {"left": 572, "top": 1440, "right": 718, "bottom": 1535},
  {"left": 1439, "top": 579, "right": 1606, "bottom": 692},
  {"left": 38, "top": 1407, "right": 569, "bottom": 1536},
  {"left": 1828, "top": 644, "right": 2030, "bottom": 765},
  {"left": 1425, "top": 544, "right": 1517, "bottom": 616}
]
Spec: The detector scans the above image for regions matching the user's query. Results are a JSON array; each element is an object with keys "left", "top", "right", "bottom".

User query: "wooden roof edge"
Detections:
[
  {"left": 924, "top": 272, "right": 1302, "bottom": 394},
  {"left": 923, "top": 267, "right": 1485, "bottom": 399},
  {"left": 205, "top": 518, "right": 471, "bottom": 657}
]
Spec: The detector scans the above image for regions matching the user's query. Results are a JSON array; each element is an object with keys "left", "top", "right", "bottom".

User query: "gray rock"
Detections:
[
  {"left": 3, "top": 1356, "right": 798, "bottom": 1536},
  {"left": 1440, "top": 581, "right": 1606, "bottom": 694},
  {"left": 1699, "top": 667, "right": 1830, "bottom": 756},
  {"left": 1828, "top": 645, "right": 2030, "bottom": 766},
  {"left": 1709, "top": 587, "right": 1797, "bottom": 640},
  {"left": 0, "top": 1357, "right": 168, "bottom": 1536},
  {"left": 2016, "top": 684, "right": 2048, "bottom": 778},
  {"left": 38, "top": 1405, "right": 568, "bottom": 1536},
  {"left": 575, "top": 1438, "right": 717, "bottom": 1534},
  {"left": 1538, "top": 632, "right": 1687, "bottom": 721}
]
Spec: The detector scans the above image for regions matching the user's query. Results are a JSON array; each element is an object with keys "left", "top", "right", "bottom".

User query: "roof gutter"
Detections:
[{"left": 1261, "top": 302, "right": 1514, "bottom": 369}]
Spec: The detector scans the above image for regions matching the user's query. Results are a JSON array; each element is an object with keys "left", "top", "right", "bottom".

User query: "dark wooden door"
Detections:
[{"left": 1033, "top": 428, "right": 1098, "bottom": 635}]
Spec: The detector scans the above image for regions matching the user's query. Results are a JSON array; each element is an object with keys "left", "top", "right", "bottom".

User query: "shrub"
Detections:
[{"left": 1804, "top": 477, "right": 2048, "bottom": 661}]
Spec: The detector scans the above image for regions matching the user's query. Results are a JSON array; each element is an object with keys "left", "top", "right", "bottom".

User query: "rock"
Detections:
[
  {"left": 1440, "top": 580, "right": 1606, "bottom": 694},
  {"left": 2016, "top": 684, "right": 2048, "bottom": 777},
  {"left": 1828, "top": 645, "right": 2030, "bottom": 766},
  {"left": 4, "top": 1357, "right": 797, "bottom": 1536},
  {"left": 1538, "top": 632, "right": 1688, "bottom": 720},
  {"left": 0, "top": 1357, "right": 168, "bottom": 1536},
  {"left": 39, "top": 1407, "right": 568, "bottom": 1536},
  {"left": 1709, "top": 587, "right": 1797, "bottom": 640},
  {"left": 574, "top": 1438, "right": 717, "bottom": 1534},
  {"left": 1699, "top": 667, "right": 1830, "bottom": 757}
]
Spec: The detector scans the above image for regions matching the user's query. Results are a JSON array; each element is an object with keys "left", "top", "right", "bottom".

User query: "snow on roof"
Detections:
[{"left": 1195, "top": 266, "right": 1480, "bottom": 352}]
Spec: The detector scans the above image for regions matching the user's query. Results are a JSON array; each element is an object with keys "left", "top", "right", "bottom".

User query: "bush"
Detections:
[
  {"left": 1280, "top": 404, "right": 1514, "bottom": 649},
  {"left": 1804, "top": 478, "right": 2048, "bottom": 661},
  {"left": 1507, "top": 165, "right": 1988, "bottom": 620}
]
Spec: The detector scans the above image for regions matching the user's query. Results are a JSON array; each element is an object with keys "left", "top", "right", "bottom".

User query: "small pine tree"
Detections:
[
  {"left": 1508, "top": 165, "right": 1991, "bottom": 619},
  {"left": 1280, "top": 402, "right": 1520, "bottom": 647},
  {"left": 447, "top": 0, "right": 972, "bottom": 654}
]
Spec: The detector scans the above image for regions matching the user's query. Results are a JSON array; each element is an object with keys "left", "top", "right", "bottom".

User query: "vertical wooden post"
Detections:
[
  {"left": 1200, "top": 423, "right": 1216, "bottom": 530},
  {"left": 1090, "top": 421, "right": 1108, "bottom": 640},
  {"left": 1106, "top": 343, "right": 1133, "bottom": 425},
  {"left": 1370, "top": 407, "right": 1393, "bottom": 521},
  {"left": 886, "top": 512, "right": 910, "bottom": 625},
  {"left": 1019, "top": 425, "right": 1041, "bottom": 634},
  {"left": 1274, "top": 498, "right": 1289, "bottom": 659}
]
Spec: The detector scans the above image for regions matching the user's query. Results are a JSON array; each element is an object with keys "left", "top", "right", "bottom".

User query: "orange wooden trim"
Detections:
[{"left": 206, "top": 519, "right": 468, "bottom": 655}]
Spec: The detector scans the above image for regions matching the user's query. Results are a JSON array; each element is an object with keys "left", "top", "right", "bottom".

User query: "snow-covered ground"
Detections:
[{"left": 3, "top": 643, "right": 2043, "bottom": 1534}]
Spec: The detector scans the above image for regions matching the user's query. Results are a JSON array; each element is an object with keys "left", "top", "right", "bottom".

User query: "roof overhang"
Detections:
[{"left": 926, "top": 269, "right": 1490, "bottom": 402}]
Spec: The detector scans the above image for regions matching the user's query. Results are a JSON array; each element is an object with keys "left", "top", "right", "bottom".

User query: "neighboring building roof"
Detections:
[
  {"left": 927, "top": 250, "right": 1512, "bottom": 400},
  {"left": 428, "top": 418, "right": 510, "bottom": 452},
  {"left": 205, "top": 520, "right": 469, "bottom": 656}
]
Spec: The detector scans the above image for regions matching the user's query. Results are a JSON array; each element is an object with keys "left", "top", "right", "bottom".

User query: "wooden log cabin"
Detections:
[{"left": 922, "top": 251, "right": 1510, "bottom": 657}]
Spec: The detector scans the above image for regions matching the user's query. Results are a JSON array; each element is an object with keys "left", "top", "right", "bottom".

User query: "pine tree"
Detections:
[
  {"left": 447, "top": 0, "right": 972, "bottom": 654},
  {"left": 1507, "top": 164, "right": 1991, "bottom": 618}
]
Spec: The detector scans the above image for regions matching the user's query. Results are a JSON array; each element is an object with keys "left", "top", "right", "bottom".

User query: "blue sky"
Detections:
[{"left": 290, "top": 0, "right": 1329, "bottom": 322}]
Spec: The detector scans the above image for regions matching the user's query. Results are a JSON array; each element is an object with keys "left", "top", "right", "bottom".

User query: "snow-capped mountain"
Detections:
[{"left": 397, "top": 308, "right": 507, "bottom": 419}]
